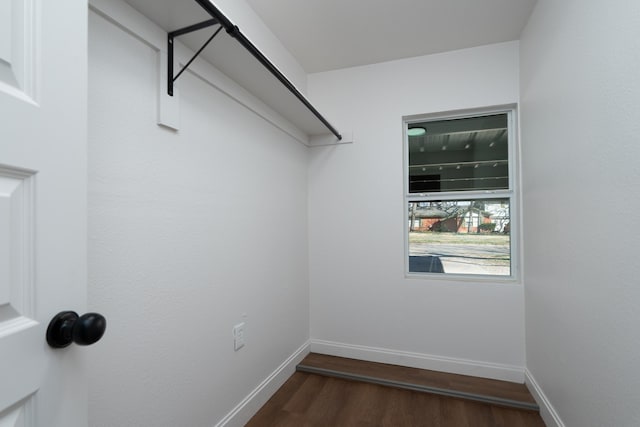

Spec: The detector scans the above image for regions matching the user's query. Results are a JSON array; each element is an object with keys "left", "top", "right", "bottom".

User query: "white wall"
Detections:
[
  {"left": 87, "top": 6, "right": 309, "bottom": 426},
  {"left": 307, "top": 42, "right": 526, "bottom": 381},
  {"left": 520, "top": 0, "right": 640, "bottom": 425}
]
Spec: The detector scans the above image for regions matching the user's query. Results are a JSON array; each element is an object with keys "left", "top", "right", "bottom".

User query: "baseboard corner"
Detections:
[
  {"left": 524, "top": 369, "right": 565, "bottom": 427},
  {"left": 214, "top": 341, "right": 310, "bottom": 427}
]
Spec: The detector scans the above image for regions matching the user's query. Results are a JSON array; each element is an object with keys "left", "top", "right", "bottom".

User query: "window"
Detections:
[{"left": 404, "top": 108, "right": 517, "bottom": 278}]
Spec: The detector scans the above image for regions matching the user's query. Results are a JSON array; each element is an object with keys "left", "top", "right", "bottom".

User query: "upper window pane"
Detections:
[{"left": 408, "top": 114, "right": 509, "bottom": 193}]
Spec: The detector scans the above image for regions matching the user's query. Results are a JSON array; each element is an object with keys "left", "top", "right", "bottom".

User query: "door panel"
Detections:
[
  {"left": 0, "top": 166, "right": 38, "bottom": 420},
  {"left": 0, "top": 0, "right": 37, "bottom": 103},
  {"left": 0, "top": 166, "right": 35, "bottom": 319},
  {"left": 0, "top": 0, "right": 88, "bottom": 425},
  {"left": 0, "top": 394, "right": 34, "bottom": 427}
]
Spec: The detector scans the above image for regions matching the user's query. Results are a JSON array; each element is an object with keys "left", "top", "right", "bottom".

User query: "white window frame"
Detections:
[{"left": 403, "top": 105, "right": 520, "bottom": 282}]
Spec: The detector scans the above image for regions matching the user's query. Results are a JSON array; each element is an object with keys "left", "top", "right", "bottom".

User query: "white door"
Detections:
[{"left": 0, "top": 0, "right": 90, "bottom": 426}]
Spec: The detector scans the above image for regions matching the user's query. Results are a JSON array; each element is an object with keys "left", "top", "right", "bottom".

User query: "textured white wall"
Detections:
[
  {"left": 307, "top": 42, "right": 525, "bottom": 379},
  {"left": 520, "top": 0, "right": 640, "bottom": 425},
  {"left": 87, "top": 9, "right": 309, "bottom": 426}
]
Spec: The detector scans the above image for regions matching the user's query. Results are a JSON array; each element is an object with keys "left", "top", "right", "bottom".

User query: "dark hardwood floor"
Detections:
[
  {"left": 247, "top": 372, "right": 546, "bottom": 426},
  {"left": 247, "top": 353, "right": 544, "bottom": 427},
  {"left": 297, "top": 353, "right": 537, "bottom": 409}
]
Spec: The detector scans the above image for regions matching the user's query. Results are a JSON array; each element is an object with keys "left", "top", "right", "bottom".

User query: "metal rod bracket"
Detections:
[{"left": 168, "top": 19, "right": 219, "bottom": 96}]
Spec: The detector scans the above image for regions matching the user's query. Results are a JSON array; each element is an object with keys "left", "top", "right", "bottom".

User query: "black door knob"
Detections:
[{"left": 46, "top": 311, "right": 106, "bottom": 348}]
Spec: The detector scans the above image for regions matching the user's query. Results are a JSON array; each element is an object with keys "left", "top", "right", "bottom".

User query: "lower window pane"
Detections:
[{"left": 408, "top": 199, "right": 511, "bottom": 276}]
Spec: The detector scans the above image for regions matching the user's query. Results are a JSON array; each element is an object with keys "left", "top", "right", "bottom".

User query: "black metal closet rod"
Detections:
[{"left": 193, "top": 0, "right": 342, "bottom": 141}]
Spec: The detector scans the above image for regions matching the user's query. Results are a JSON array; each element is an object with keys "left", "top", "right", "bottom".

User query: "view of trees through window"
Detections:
[{"left": 408, "top": 199, "right": 511, "bottom": 276}]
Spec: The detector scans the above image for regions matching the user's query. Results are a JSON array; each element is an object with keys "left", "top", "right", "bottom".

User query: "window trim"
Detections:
[{"left": 403, "top": 105, "right": 520, "bottom": 282}]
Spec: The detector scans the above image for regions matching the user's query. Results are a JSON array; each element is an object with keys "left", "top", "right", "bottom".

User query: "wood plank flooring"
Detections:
[
  {"left": 247, "top": 371, "right": 546, "bottom": 426},
  {"left": 247, "top": 354, "right": 543, "bottom": 426},
  {"left": 297, "top": 353, "right": 537, "bottom": 410}
]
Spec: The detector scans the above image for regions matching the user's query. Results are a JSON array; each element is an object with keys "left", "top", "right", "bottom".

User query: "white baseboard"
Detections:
[
  {"left": 525, "top": 369, "right": 565, "bottom": 427},
  {"left": 310, "top": 339, "right": 525, "bottom": 383},
  {"left": 214, "top": 341, "right": 310, "bottom": 427}
]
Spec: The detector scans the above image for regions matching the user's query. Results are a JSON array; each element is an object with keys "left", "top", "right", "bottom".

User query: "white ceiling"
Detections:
[
  {"left": 245, "top": 0, "right": 537, "bottom": 73},
  {"left": 120, "top": 0, "right": 538, "bottom": 76}
]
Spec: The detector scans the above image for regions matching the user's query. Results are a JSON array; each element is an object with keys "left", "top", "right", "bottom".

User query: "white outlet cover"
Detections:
[{"left": 233, "top": 322, "right": 245, "bottom": 351}]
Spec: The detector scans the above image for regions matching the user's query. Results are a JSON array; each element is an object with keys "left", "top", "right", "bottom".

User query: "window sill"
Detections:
[{"left": 404, "top": 271, "right": 521, "bottom": 285}]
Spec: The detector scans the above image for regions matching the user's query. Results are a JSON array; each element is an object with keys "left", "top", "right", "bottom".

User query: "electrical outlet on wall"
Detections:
[{"left": 233, "top": 322, "right": 245, "bottom": 351}]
